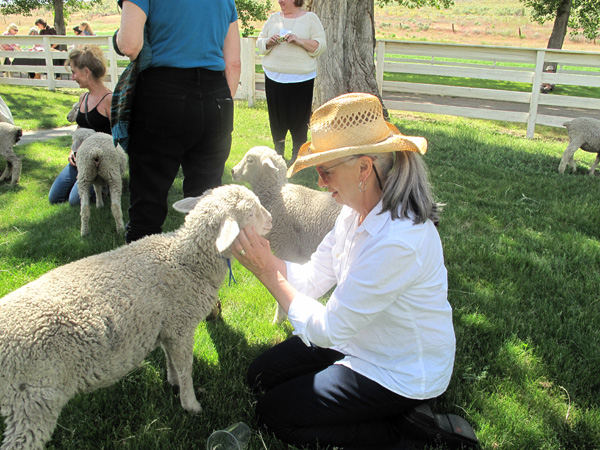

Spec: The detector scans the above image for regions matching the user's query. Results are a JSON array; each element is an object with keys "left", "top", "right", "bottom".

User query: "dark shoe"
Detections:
[{"left": 402, "top": 403, "right": 480, "bottom": 449}]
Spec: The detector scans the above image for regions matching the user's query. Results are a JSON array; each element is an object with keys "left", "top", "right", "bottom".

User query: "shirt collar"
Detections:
[{"left": 356, "top": 200, "right": 388, "bottom": 236}]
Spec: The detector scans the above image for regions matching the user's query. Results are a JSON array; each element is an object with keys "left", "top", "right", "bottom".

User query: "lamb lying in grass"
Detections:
[
  {"left": 558, "top": 117, "right": 600, "bottom": 175},
  {"left": 72, "top": 128, "right": 128, "bottom": 236},
  {"left": 0, "top": 122, "right": 23, "bottom": 186},
  {"left": 232, "top": 146, "right": 342, "bottom": 323},
  {"left": 0, "top": 185, "right": 272, "bottom": 450}
]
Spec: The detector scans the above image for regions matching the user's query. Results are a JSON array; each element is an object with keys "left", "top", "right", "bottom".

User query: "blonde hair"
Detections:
[
  {"left": 66, "top": 45, "right": 107, "bottom": 80},
  {"left": 79, "top": 21, "right": 94, "bottom": 35},
  {"left": 7, "top": 23, "right": 18, "bottom": 33}
]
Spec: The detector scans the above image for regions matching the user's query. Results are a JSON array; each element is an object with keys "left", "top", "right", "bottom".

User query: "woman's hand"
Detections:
[
  {"left": 232, "top": 226, "right": 296, "bottom": 315},
  {"left": 68, "top": 151, "right": 77, "bottom": 167},
  {"left": 266, "top": 34, "right": 282, "bottom": 50},
  {"left": 232, "top": 225, "right": 276, "bottom": 277},
  {"left": 285, "top": 34, "right": 319, "bottom": 53}
]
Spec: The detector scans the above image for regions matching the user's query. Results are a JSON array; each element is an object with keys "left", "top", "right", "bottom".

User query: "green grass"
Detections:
[{"left": 1, "top": 86, "right": 600, "bottom": 449}]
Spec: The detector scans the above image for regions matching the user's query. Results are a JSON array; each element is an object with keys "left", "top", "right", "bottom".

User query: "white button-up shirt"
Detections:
[{"left": 286, "top": 202, "right": 456, "bottom": 399}]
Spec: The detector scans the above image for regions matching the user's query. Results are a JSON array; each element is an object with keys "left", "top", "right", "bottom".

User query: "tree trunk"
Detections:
[
  {"left": 547, "top": 0, "right": 572, "bottom": 49},
  {"left": 53, "top": 0, "right": 66, "bottom": 35},
  {"left": 309, "top": 0, "right": 382, "bottom": 109}
]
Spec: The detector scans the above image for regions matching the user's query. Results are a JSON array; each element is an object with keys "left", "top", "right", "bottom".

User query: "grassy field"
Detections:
[{"left": 1, "top": 86, "right": 599, "bottom": 449}]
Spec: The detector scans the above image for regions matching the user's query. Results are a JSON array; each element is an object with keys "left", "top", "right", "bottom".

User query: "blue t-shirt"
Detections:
[{"left": 128, "top": 0, "right": 238, "bottom": 70}]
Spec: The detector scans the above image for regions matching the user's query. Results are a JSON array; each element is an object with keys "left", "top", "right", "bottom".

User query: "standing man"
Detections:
[{"left": 116, "top": 0, "right": 241, "bottom": 243}]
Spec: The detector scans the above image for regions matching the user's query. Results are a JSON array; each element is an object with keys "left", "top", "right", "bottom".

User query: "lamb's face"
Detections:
[
  {"left": 67, "top": 101, "right": 79, "bottom": 123},
  {"left": 243, "top": 201, "right": 272, "bottom": 236},
  {"left": 231, "top": 146, "right": 284, "bottom": 184},
  {"left": 71, "top": 129, "right": 95, "bottom": 153}
]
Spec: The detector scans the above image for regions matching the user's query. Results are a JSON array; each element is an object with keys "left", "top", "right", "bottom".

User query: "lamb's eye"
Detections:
[{"left": 247, "top": 157, "right": 254, "bottom": 163}]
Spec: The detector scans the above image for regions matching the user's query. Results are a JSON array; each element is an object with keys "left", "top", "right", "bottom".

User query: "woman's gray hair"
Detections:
[{"left": 370, "top": 151, "right": 441, "bottom": 224}]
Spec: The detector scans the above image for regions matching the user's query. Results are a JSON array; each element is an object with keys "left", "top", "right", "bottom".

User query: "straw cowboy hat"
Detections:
[{"left": 287, "top": 92, "right": 428, "bottom": 177}]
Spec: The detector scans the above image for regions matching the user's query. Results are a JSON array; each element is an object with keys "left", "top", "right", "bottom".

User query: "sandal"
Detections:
[{"left": 401, "top": 402, "right": 480, "bottom": 449}]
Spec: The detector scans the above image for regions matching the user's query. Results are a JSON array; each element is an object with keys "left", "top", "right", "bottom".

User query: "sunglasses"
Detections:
[
  {"left": 316, "top": 155, "right": 383, "bottom": 190},
  {"left": 316, "top": 156, "right": 358, "bottom": 183}
]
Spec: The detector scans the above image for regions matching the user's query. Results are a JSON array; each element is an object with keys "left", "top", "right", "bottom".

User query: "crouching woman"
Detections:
[{"left": 232, "top": 93, "right": 466, "bottom": 449}]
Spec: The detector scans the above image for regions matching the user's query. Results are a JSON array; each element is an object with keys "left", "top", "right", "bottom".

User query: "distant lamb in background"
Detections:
[
  {"left": 0, "top": 185, "right": 272, "bottom": 450},
  {"left": 0, "top": 122, "right": 23, "bottom": 186},
  {"left": 232, "top": 146, "right": 342, "bottom": 323},
  {"left": 558, "top": 117, "right": 600, "bottom": 175},
  {"left": 67, "top": 101, "right": 79, "bottom": 122},
  {"left": 72, "top": 128, "right": 128, "bottom": 236}
]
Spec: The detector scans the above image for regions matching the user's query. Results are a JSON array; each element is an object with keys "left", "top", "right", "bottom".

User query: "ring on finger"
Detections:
[{"left": 240, "top": 249, "right": 246, "bottom": 256}]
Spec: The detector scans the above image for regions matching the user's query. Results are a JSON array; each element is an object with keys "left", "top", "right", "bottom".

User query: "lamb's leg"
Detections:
[
  {"left": 9, "top": 157, "right": 21, "bottom": 185},
  {"left": 109, "top": 180, "right": 124, "bottom": 234},
  {"left": 93, "top": 183, "right": 104, "bottom": 208},
  {"left": 588, "top": 154, "right": 600, "bottom": 176},
  {"left": 0, "top": 161, "right": 11, "bottom": 182},
  {"left": 79, "top": 182, "right": 91, "bottom": 236},
  {"left": 161, "top": 337, "right": 202, "bottom": 414},
  {"left": 160, "top": 342, "right": 179, "bottom": 388},
  {"left": 273, "top": 303, "right": 288, "bottom": 324},
  {"left": 0, "top": 386, "right": 66, "bottom": 450},
  {"left": 559, "top": 140, "right": 583, "bottom": 174}
]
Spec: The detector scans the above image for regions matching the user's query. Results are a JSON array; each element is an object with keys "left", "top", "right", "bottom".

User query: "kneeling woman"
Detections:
[{"left": 233, "top": 93, "right": 458, "bottom": 449}]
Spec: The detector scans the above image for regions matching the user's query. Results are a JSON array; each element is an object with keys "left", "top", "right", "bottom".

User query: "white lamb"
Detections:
[
  {"left": 0, "top": 122, "right": 23, "bottom": 186},
  {"left": 66, "top": 101, "right": 79, "bottom": 123},
  {"left": 72, "top": 128, "right": 128, "bottom": 236},
  {"left": 0, "top": 184, "right": 272, "bottom": 450},
  {"left": 558, "top": 117, "right": 600, "bottom": 175},
  {"left": 232, "top": 146, "right": 342, "bottom": 323}
]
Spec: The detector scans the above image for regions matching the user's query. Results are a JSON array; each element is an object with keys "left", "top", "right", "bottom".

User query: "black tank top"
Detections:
[{"left": 76, "top": 92, "right": 112, "bottom": 135}]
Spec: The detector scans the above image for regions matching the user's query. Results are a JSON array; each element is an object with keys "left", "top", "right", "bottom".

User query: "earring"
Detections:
[{"left": 358, "top": 180, "right": 367, "bottom": 193}]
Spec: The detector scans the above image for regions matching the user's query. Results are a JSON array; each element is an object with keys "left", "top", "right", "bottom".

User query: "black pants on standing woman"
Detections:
[
  {"left": 125, "top": 66, "right": 234, "bottom": 243},
  {"left": 264, "top": 75, "right": 314, "bottom": 160}
]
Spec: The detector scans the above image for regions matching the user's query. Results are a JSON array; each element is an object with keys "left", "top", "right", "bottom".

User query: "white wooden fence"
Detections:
[
  {"left": 2, "top": 35, "right": 599, "bottom": 138},
  {"left": 374, "top": 40, "right": 600, "bottom": 138}
]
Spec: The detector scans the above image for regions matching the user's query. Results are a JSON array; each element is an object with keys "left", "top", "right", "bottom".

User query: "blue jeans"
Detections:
[
  {"left": 247, "top": 336, "right": 425, "bottom": 449},
  {"left": 48, "top": 164, "right": 94, "bottom": 206},
  {"left": 125, "top": 66, "right": 233, "bottom": 243}
]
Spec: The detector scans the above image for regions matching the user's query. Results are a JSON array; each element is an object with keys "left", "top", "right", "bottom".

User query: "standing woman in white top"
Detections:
[
  {"left": 232, "top": 94, "right": 478, "bottom": 449},
  {"left": 256, "top": 0, "right": 326, "bottom": 161}
]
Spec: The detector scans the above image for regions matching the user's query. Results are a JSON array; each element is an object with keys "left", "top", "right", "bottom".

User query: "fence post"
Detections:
[
  {"left": 376, "top": 40, "right": 385, "bottom": 97},
  {"left": 107, "top": 36, "right": 119, "bottom": 90},
  {"left": 240, "top": 37, "right": 256, "bottom": 107},
  {"left": 43, "top": 36, "right": 56, "bottom": 91},
  {"left": 526, "top": 49, "right": 545, "bottom": 139}
]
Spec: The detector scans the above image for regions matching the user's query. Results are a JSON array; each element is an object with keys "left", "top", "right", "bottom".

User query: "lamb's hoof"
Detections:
[
  {"left": 184, "top": 400, "right": 203, "bottom": 415},
  {"left": 206, "top": 300, "right": 222, "bottom": 321}
]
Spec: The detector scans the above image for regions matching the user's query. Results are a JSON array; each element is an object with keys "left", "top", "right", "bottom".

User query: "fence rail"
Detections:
[{"left": 2, "top": 35, "right": 599, "bottom": 138}]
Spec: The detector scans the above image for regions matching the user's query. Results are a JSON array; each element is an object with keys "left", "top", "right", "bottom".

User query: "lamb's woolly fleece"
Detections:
[
  {"left": 232, "top": 146, "right": 341, "bottom": 323},
  {"left": 0, "top": 184, "right": 272, "bottom": 450},
  {"left": 559, "top": 117, "right": 600, "bottom": 175},
  {"left": 73, "top": 129, "right": 128, "bottom": 236},
  {"left": 0, "top": 122, "right": 23, "bottom": 186}
]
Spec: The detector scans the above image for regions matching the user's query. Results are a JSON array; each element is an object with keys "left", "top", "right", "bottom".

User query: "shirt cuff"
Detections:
[{"left": 288, "top": 293, "right": 326, "bottom": 346}]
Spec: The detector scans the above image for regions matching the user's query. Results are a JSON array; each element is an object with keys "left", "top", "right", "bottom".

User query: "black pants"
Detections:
[
  {"left": 126, "top": 67, "right": 233, "bottom": 243},
  {"left": 247, "top": 336, "right": 426, "bottom": 449},
  {"left": 264, "top": 75, "right": 314, "bottom": 159}
]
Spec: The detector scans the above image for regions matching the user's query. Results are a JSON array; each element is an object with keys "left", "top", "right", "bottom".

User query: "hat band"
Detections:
[{"left": 307, "top": 129, "right": 395, "bottom": 155}]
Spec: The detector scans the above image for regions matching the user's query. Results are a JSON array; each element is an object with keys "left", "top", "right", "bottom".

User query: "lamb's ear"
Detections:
[
  {"left": 262, "top": 157, "right": 277, "bottom": 170},
  {"left": 173, "top": 197, "right": 202, "bottom": 214},
  {"left": 216, "top": 216, "right": 240, "bottom": 253}
]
